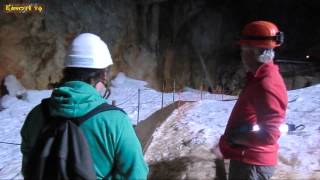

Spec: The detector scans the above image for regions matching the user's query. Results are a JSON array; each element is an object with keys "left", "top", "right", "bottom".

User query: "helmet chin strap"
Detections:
[{"left": 103, "top": 86, "right": 111, "bottom": 99}]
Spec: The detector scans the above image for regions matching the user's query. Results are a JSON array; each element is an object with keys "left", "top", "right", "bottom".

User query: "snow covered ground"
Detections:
[
  {"left": 0, "top": 72, "right": 320, "bottom": 179},
  {"left": 145, "top": 85, "right": 320, "bottom": 179},
  {"left": 184, "top": 85, "right": 320, "bottom": 177}
]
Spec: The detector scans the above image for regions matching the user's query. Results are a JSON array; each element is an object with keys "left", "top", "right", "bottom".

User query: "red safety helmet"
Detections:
[{"left": 239, "top": 21, "right": 284, "bottom": 48}]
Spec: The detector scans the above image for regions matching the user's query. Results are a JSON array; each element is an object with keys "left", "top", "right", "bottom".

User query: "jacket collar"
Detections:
[{"left": 246, "top": 61, "right": 278, "bottom": 81}]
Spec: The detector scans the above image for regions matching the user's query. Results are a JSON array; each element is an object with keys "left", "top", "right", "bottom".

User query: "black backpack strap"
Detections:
[
  {"left": 40, "top": 99, "right": 125, "bottom": 126},
  {"left": 75, "top": 103, "right": 126, "bottom": 125},
  {"left": 40, "top": 98, "right": 51, "bottom": 119}
]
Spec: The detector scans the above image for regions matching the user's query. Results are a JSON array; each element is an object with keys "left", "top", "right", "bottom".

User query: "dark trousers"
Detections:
[{"left": 228, "top": 160, "right": 275, "bottom": 180}]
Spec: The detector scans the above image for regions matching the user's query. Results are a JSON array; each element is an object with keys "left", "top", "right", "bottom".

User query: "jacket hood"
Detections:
[{"left": 49, "top": 81, "right": 107, "bottom": 118}]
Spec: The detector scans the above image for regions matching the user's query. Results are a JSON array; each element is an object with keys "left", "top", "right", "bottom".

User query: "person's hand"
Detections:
[{"left": 210, "top": 144, "right": 223, "bottom": 159}]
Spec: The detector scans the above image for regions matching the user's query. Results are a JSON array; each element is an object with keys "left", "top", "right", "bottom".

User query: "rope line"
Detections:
[{"left": 0, "top": 141, "right": 21, "bottom": 146}]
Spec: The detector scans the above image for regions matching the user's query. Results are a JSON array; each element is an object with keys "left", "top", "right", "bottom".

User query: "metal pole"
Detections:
[
  {"left": 173, "top": 79, "right": 175, "bottom": 102},
  {"left": 162, "top": 81, "right": 164, "bottom": 109},
  {"left": 221, "top": 84, "right": 224, "bottom": 101},
  {"left": 137, "top": 89, "right": 140, "bottom": 124},
  {"left": 200, "top": 80, "right": 203, "bottom": 100}
]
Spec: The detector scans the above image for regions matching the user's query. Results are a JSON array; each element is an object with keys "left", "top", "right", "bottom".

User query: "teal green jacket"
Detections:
[{"left": 21, "top": 81, "right": 149, "bottom": 179}]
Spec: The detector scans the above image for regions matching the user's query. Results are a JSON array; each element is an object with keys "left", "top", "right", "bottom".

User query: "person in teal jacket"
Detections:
[{"left": 20, "top": 33, "right": 149, "bottom": 179}]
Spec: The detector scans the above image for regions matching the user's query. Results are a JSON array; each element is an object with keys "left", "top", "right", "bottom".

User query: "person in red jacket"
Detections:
[{"left": 215, "top": 21, "right": 288, "bottom": 180}]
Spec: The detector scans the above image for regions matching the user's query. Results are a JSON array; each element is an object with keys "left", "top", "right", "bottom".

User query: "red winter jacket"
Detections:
[{"left": 219, "top": 62, "right": 288, "bottom": 165}]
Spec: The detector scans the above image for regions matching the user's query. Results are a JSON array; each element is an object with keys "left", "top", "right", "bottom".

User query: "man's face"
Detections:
[{"left": 241, "top": 46, "right": 256, "bottom": 72}]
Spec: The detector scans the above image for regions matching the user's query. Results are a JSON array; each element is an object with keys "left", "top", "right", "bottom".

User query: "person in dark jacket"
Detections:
[
  {"left": 21, "top": 33, "right": 149, "bottom": 179},
  {"left": 214, "top": 21, "right": 288, "bottom": 180}
]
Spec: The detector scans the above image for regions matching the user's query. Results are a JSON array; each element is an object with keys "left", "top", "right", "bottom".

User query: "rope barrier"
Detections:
[
  {"left": 111, "top": 79, "right": 233, "bottom": 124},
  {"left": 0, "top": 141, "right": 21, "bottom": 146},
  {"left": 114, "top": 87, "right": 156, "bottom": 107},
  {"left": 116, "top": 91, "right": 139, "bottom": 106}
]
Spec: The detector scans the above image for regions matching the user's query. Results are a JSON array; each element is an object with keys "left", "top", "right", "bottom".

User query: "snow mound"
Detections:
[
  {"left": 111, "top": 72, "right": 147, "bottom": 88},
  {"left": 3, "top": 74, "right": 27, "bottom": 99}
]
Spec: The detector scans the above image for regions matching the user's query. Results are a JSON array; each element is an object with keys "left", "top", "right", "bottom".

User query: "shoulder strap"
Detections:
[
  {"left": 40, "top": 99, "right": 126, "bottom": 126},
  {"left": 75, "top": 103, "right": 126, "bottom": 125},
  {"left": 41, "top": 98, "right": 51, "bottom": 118}
]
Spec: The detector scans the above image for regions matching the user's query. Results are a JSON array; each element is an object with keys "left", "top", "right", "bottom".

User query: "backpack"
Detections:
[{"left": 24, "top": 98, "right": 125, "bottom": 180}]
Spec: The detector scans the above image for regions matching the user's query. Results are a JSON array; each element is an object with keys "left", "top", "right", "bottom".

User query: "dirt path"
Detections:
[{"left": 144, "top": 102, "right": 226, "bottom": 180}]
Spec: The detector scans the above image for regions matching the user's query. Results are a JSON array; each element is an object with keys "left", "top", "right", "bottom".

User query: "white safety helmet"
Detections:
[{"left": 65, "top": 33, "right": 113, "bottom": 69}]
